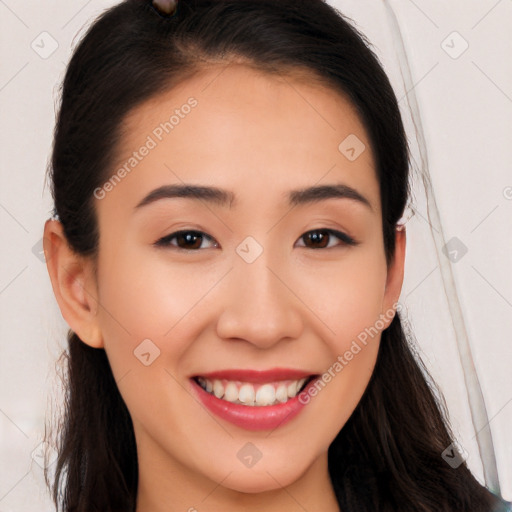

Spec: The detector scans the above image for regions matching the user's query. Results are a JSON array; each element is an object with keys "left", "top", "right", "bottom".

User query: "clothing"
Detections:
[{"left": 493, "top": 496, "right": 512, "bottom": 512}]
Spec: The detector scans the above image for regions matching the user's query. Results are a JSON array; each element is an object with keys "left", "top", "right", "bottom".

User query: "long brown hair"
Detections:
[{"left": 45, "top": 1, "right": 510, "bottom": 511}]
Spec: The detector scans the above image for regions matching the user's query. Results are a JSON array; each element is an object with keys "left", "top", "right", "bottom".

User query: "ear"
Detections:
[
  {"left": 380, "top": 226, "right": 406, "bottom": 327},
  {"left": 43, "top": 219, "right": 104, "bottom": 348}
]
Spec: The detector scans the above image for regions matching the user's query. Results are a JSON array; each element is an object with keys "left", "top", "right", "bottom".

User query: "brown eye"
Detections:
[
  {"left": 296, "top": 229, "right": 357, "bottom": 249},
  {"left": 155, "top": 230, "right": 218, "bottom": 250}
]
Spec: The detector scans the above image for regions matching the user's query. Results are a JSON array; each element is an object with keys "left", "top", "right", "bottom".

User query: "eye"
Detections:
[
  {"left": 154, "top": 228, "right": 357, "bottom": 251},
  {"left": 154, "top": 230, "right": 219, "bottom": 250},
  {"left": 295, "top": 228, "right": 357, "bottom": 249}
]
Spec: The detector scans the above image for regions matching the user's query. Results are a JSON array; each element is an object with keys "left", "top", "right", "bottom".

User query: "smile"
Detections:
[
  {"left": 190, "top": 368, "right": 320, "bottom": 431},
  {"left": 194, "top": 376, "right": 314, "bottom": 406}
]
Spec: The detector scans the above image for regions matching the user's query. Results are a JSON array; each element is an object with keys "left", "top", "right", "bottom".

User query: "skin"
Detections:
[{"left": 44, "top": 63, "right": 406, "bottom": 512}]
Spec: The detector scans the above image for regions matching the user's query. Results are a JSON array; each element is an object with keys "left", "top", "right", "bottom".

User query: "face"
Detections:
[{"left": 51, "top": 63, "right": 404, "bottom": 500}]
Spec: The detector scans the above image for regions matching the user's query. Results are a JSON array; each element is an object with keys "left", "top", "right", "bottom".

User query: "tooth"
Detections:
[
  {"left": 238, "top": 384, "right": 255, "bottom": 405},
  {"left": 224, "top": 382, "right": 238, "bottom": 402},
  {"left": 297, "top": 377, "right": 307, "bottom": 393},
  {"left": 204, "top": 378, "right": 308, "bottom": 405},
  {"left": 287, "top": 381, "right": 298, "bottom": 397},
  {"left": 213, "top": 379, "right": 224, "bottom": 399},
  {"left": 255, "top": 383, "right": 276, "bottom": 406},
  {"left": 275, "top": 384, "right": 288, "bottom": 403}
]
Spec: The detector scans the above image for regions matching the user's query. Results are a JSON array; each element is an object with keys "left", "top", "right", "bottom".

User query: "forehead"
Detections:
[{"left": 104, "top": 63, "right": 380, "bottom": 216}]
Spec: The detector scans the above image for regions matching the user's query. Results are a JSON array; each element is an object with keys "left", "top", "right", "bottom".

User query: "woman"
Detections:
[{"left": 42, "top": 0, "right": 511, "bottom": 510}]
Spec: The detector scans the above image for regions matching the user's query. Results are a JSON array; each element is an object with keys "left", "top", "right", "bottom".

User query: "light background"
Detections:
[{"left": 0, "top": 1, "right": 511, "bottom": 510}]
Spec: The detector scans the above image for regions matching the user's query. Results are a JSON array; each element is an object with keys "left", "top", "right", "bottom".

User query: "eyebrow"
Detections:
[{"left": 134, "top": 183, "right": 372, "bottom": 211}]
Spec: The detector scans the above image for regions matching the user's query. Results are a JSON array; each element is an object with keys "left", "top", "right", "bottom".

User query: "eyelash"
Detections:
[{"left": 154, "top": 228, "right": 358, "bottom": 251}]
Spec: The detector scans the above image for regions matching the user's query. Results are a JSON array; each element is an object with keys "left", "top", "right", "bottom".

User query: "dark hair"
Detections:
[{"left": 45, "top": 1, "right": 510, "bottom": 511}]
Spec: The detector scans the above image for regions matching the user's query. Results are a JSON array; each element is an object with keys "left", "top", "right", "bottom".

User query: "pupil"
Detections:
[
  {"left": 307, "top": 230, "right": 327, "bottom": 248},
  {"left": 179, "top": 232, "right": 201, "bottom": 249}
]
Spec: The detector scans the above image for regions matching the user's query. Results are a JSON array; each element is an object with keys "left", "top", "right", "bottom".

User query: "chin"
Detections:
[{"left": 220, "top": 464, "right": 303, "bottom": 494}]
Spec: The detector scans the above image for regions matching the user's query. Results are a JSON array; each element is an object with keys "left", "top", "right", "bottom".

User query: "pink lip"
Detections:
[{"left": 189, "top": 369, "right": 319, "bottom": 431}]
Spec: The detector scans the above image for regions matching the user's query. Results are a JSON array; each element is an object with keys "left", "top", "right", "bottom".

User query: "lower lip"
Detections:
[{"left": 190, "top": 377, "right": 318, "bottom": 431}]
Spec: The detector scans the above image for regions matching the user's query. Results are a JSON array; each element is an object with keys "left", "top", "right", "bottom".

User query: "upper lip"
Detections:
[{"left": 192, "top": 368, "right": 318, "bottom": 383}]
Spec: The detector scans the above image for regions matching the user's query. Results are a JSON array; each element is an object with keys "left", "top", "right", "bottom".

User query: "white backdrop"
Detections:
[{"left": 1, "top": 1, "right": 511, "bottom": 510}]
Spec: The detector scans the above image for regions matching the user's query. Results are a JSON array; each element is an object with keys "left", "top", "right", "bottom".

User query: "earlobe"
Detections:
[
  {"left": 43, "top": 219, "right": 104, "bottom": 348},
  {"left": 381, "top": 226, "right": 406, "bottom": 327}
]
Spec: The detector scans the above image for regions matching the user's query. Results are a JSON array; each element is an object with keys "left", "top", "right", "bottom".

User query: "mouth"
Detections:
[
  {"left": 192, "top": 374, "right": 317, "bottom": 407},
  {"left": 189, "top": 369, "right": 320, "bottom": 431}
]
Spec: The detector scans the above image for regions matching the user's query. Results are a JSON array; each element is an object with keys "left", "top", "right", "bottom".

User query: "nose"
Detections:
[{"left": 215, "top": 249, "right": 304, "bottom": 349}]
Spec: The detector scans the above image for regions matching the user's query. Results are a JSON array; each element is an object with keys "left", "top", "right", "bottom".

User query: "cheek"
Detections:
[
  {"left": 94, "top": 240, "right": 233, "bottom": 380},
  {"left": 94, "top": 247, "right": 211, "bottom": 448},
  {"left": 94, "top": 248, "right": 181, "bottom": 368},
  {"left": 98, "top": 242, "right": 202, "bottom": 329},
  {"left": 301, "top": 248, "right": 387, "bottom": 353},
  {"left": 296, "top": 246, "right": 387, "bottom": 416}
]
